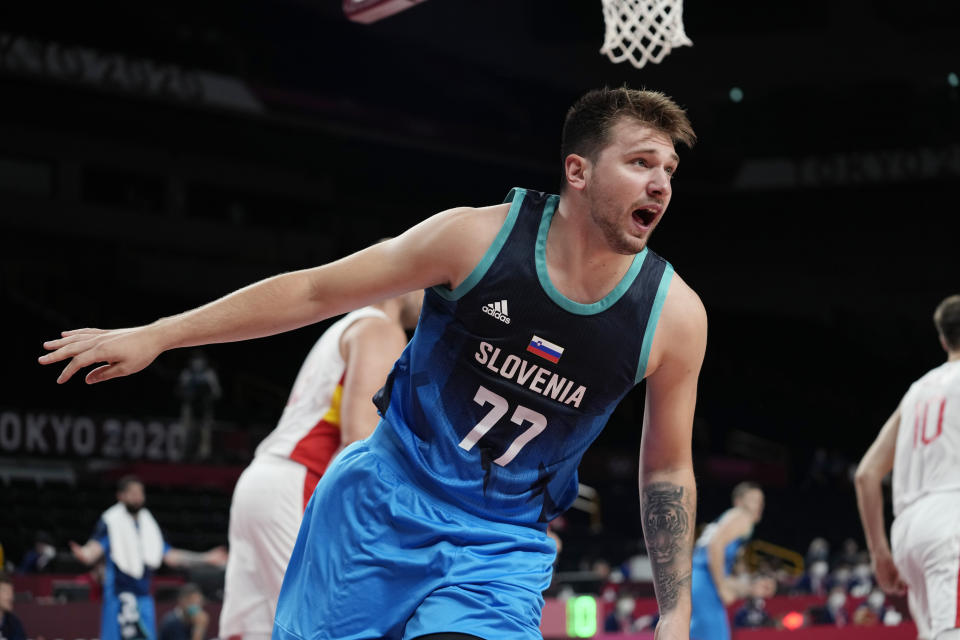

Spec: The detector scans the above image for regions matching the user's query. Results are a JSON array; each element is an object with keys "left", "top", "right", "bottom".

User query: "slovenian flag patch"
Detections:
[{"left": 526, "top": 335, "right": 564, "bottom": 364}]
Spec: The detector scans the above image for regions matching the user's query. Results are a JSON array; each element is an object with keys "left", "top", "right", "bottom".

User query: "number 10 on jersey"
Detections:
[{"left": 458, "top": 385, "right": 547, "bottom": 466}]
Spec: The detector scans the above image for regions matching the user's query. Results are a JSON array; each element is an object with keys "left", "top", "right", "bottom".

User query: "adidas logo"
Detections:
[{"left": 482, "top": 299, "right": 511, "bottom": 324}]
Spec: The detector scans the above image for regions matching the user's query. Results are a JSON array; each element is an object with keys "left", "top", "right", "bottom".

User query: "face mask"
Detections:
[{"left": 186, "top": 604, "right": 201, "bottom": 617}]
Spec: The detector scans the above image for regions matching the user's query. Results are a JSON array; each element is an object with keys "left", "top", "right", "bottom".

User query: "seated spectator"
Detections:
[
  {"left": 805, "top": 537, "right": 830, "bottom": 566},
  {"left": 733, "top": 574, "right": 777, "bottom": 629},
  {"left": 848, "top": 562, "right": 874, "bottom": 598},
  {"left": 805, "top": 586, "right": 849, "bottom": 627},
  {"left": 792, "top": 559, "right": 829, "bottom": 596},
  {"left": 593, "top": 558, "right": 626, "bottom": 604},
  {"left": 825, "top": 587, "right": 849, "bottom": 626},
  {"left": 733, "top": 597, "right": 772, "bottom": 629},
  {"left": 603, "top": 595, "right": 655, "bottom": 634},
  {"left": 853, "top": 589, "right": 902, "bottom": 627},
  {"left": 604, "top": 595, "right": 631, "bottom": 633},
  {"left": 853, "top": 596, "right": 881, "bottom": 626},
  {"left": 0, "top": 573, "right": 26, "bottom": 640},
  {"left": 828, "top": 565, "right": 853, "bottom": 593},
  {"left": 16, "top": 531, "right": 56, "bottom": 574},
  {"left": 834, "top": 538, "right": 860, "bottom": 568},
  {"left": 159, "top": 583, "right": 209, "bottom": 640}
]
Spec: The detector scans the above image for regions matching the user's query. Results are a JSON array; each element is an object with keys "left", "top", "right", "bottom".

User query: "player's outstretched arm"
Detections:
[
  {"left": 638, "top": 275, "right": 707, "bottom": 640},
  {"left": 39, "top": 205, "right": 505, "bottom": 385},
  {"left": 69, "top": 539, "right": 104, "bottom": 566},
  {"left": 854, "top": 405, "right": 907, "bottom": 595},
  {"left": 164, "top": 545, "right": 228, "bottom": 569}
]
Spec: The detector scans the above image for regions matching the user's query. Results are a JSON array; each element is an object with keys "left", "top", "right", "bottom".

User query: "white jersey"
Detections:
[
  {"left": 254, "top": 307, "right": 389, "bottom": 475},
  {"left": 893, "top": 360, "right": 960, "bottom": 516}
]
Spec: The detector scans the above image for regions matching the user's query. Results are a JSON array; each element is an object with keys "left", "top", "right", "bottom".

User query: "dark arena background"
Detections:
[{"left": 1, "top": 1, "right": 959, "bottom": 638}]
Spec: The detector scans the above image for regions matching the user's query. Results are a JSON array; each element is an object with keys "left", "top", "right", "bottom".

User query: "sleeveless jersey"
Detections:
[
  {"left": 692, "top": 509, "right": 751, "bottom": 576},
  {"left": 893, "top": 360, "right": 960, "bottom": 516},
  {"left": 374, "top": 188, "right": 674, "bottom": 525},
  {"left": 255, "top": 307, "right": 389, "bottom": 477}
]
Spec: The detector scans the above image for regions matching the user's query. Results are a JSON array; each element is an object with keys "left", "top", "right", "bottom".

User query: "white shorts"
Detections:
[
  {"left": 220, "top": 455, "right": 318, "bottom": 639},
  {"left": 892, "top": 491, "right": 960, "bottom": 640}
]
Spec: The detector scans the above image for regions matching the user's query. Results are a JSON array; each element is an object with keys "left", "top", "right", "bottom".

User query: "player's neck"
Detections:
[
  {"left": 947, "top": 350, "right": 960, "bottom": 363},
  {"left": 547, "top": 200, "right": 635, "bottom": 303},
  {"left": 552, "top": 195, "right": 634, "bottom": 267}
]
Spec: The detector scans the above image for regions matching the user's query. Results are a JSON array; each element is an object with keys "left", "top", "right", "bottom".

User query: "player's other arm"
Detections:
[
  {"left": 40, "top": 205, "right": 505, "bottom": 385},
  {"left": 164, "top": 545, "right": 227, "bottom": 569},
  {"left": 69, "top": 539, "right": 104, "bottom": 566},
  {"left": 338, "top": 317, "right": 409, "bottom": 444},
  {"left": 639, "top": 275, "right": 707, "bottom": 639},
  {"left": 854, "top": 404, "right": 907, "bottom": 595},
  {"left": 705, "top": 511, "right": 752, "bottom": 604}
]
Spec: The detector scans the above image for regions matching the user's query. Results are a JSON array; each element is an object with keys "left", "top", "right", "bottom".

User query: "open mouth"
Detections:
[{"left": 632, "top": 207, "right": 660, "bottom": 227}]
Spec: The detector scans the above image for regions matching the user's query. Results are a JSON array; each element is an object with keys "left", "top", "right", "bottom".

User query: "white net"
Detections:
[{"left": 599, "top": 0, "right": 693, "bottom": 69}]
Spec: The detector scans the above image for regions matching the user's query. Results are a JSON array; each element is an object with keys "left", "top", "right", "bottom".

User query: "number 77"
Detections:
[{"left": 458, "top": 385, "right": 548, "bottom": 466}]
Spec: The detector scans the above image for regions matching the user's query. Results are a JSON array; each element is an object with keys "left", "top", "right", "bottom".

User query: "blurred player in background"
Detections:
[
  {"left": 69, "top": 476, "right": 227, "bottom": 640},
  {"left": 689, "top": 482, "right": 765, "bottom": 640},
  {"left": 41, "top": 87, "right": 706, "bottom": 640},
  {"left": 219, "top": 289, "right": 422, "bottom": 640},
  {"left": 856, "top": 294, "right": 960, "bottom": 640}
]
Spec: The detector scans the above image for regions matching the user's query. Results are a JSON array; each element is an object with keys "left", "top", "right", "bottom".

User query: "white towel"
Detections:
[{"left": 101, "top": 502, "right": 165, "bottom": 579}]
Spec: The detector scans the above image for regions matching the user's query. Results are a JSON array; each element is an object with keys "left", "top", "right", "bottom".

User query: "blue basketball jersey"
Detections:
[
  {"left": 374, "top": 187, "right": 674, "bottom": 525},
  {"left": 692, "top": 510, "right": 751, "bottom": 576},
  {"left": 93, "top": 518, "right": 168, "bottom": 640}
]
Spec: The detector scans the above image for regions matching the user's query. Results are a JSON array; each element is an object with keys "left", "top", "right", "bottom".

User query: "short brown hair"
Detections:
[
  {"left": 561, "top": 87, "right": 696, "bottom": 186},
  {"left": 934, "top": 294, "right": 960, "bottom": 351},
  {"left": 732, "top": 481, "right": 762, "bottom": 503}
]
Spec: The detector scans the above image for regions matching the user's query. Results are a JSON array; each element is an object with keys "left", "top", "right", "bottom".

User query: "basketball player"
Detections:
[
  {"left": 69, "top": 476, "right": 226, "bottom": 640},
  {"left": 219, "top": 291, "right": 422, "bottom": 640},
  {"left": 40, "top": 87, "right": 707, "bottom": 640},
  {"left": 689, "top": 482, "right": 764, "bottom": 640},
  {"left": 855, "top": 294, "right": 960, "bottom": 640}
]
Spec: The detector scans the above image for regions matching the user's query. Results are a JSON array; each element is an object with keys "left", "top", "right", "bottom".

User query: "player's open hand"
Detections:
[
  {"left": 39, "top": 326, "right": 163, "bottom": 384},
  {"left": 872, "top": 552, "right": 907, "bottom": 596},
  {"left": 717, "top": 578, "right": 745, "bottom": 605}
]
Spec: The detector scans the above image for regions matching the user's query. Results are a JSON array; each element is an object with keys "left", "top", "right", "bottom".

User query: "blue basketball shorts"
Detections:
[
  {"left": 272, "top": 426, "right": 556, "bottom": 640},
  {"left": 689, "top": 566, "right": 730, "bottom": 640}
]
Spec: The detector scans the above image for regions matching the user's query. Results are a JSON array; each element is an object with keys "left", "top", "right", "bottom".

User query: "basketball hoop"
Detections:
[{"left": 599, "top": 0, "right": 692, "bottom": 69}]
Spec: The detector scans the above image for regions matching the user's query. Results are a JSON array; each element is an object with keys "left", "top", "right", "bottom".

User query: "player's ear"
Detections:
[{"left": 564, "top": 154, "right": 589, "bottom": 192}]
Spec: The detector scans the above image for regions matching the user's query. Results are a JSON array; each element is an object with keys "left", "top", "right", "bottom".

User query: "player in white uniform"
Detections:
[
  {"left": 856, "top": 294, "right": 960, "bottom": 640},
  {"left": 219, "top": 290, "right": 423, "bottom": 640}
]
